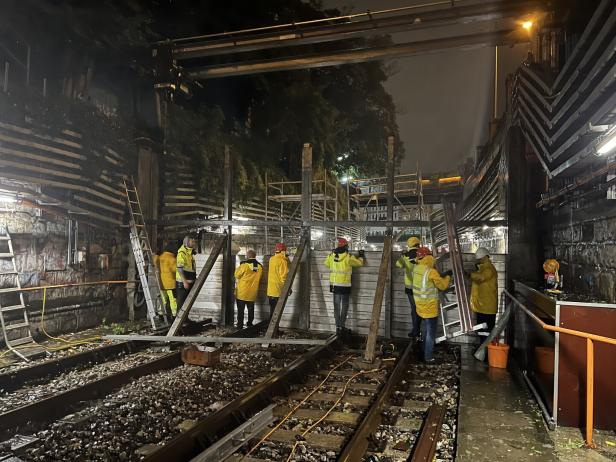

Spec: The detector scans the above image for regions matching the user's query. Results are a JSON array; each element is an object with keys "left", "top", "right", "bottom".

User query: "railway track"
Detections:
[
  {"left": 143, "top": 338, "right": 460, "bottom": 462},
  {"left": 2, "top": 322, "right": 321, "bottom": 461}
]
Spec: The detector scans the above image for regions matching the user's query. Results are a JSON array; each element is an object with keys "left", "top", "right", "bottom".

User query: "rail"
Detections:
[{"left": 503, "top": 289, "right": 616, "bottom": 448}]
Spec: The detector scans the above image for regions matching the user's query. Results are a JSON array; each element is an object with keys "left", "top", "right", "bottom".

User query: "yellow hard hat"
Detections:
[
  {"left": 407, "top": 236, "right": 421, "bottom": 248},
  {"left": 543, "top": 259, "right": 559, "bottom": 273}
]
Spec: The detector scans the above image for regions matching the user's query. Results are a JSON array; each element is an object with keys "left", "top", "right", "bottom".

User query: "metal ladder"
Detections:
[
  {"left": 0, "top": 227, "right": 44, "bottom": 361},
  {"left": 123, "top": 177, "right": 168, "bottom": 330},
  {"left": 429, "top": 199, "right": 483, "bottom": 343}
]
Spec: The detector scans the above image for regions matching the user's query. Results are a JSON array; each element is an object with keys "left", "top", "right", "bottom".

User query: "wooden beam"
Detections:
[
  {"left": 167, "top": 234, "right": 227, "bottom": 336},
  {"left": 105, "top": 334, "right": 331, "bottom": 345},
  {"left": 299, "top": 143, "right": 312, "bottom": 330},
  {"left": 363, "top": 235, "right": 393, "bottom": 362},
  {"left": 264, "top": 234, "right": 308, "bottom": 339},
  {"left": 222, "top": 145, "right": 235, "bottom": 326}
]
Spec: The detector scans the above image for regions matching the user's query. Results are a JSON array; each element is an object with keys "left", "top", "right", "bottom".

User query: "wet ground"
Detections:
[{"left": 456, "top": 345, "right": 616, "bottom": 462}]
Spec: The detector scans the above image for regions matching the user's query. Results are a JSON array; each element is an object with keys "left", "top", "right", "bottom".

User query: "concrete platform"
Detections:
[{"left": 456, "top": 346, "right": 616, "bottom": 461}]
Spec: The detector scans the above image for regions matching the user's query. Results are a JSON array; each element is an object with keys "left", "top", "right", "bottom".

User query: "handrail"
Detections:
[{"left": 503, "top": 289, "right": 616, "bottom": 447}]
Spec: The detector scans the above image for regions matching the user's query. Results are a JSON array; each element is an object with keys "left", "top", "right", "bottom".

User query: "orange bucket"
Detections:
[
  {"left": 487, "top": 342, "right": 509, "bottom": 369},
  {"left": 534, "top": 346, "right": 555, "bottom": 375}
]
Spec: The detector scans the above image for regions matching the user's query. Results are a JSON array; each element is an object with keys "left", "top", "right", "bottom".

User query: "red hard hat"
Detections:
[
  {"left": 337, "top": 237, "right": 348, "bottom": 247},
  {"left": 416, "top": 246, "right": 432, "bottom": 259},
  {"left": 275, "top": 242, "right": 287, "bottom": 252}
]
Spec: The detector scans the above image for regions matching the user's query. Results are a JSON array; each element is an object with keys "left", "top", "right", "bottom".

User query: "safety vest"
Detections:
[
  {"left": 324, "top": 251, "right": 363, "bottom": 287},
  {"left": 412, "top": 264, "right": 439, "bottom": 302},
  {"left": 158, "top": 251, "right": 177, "bottom": 290},
  {"left": 176, "top": 245, "right": 195, "bottom": 282},
  {"left": 235, "top": 258, "right": 263, "bottom": 302},
  {"left": 396, "top": 247, "right": 418, "bottom": 288}
]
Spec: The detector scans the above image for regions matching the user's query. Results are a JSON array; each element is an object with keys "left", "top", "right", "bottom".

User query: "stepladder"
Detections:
[
  {"left": 123, "top": 177, "right": 168, "bottom": 330},
  {"left": 0, "top": 227, "right": 45, "bottom": 361},
  {"left": 429, "top": 200, "right": 486, "bottom": 343}
]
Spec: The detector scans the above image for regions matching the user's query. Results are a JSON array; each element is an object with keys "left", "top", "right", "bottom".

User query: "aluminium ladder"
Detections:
[
  {"left": 0, "top": 227, "right": 44, "bottom": 361},
  {"left": 429, "top": 199, "right": 485, "bottom": 343},
  {"left": 123, "top": 177, "right": 168, "bottom": 330}
]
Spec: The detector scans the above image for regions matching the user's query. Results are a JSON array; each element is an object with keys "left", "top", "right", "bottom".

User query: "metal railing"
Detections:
[{"left": 503, "top": 289, "right": 616, "bottom": 448}]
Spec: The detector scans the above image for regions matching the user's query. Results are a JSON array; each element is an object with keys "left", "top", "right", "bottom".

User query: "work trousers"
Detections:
[
  {"left": 268, "top": 297, "right": 278, "bottom": 319},
  {"left": 406, "top": 291, "right": 420, "bottom": 338},
  {"left": 420, "top": 316, "right": 438, "bottom": 362},
  {"left": 236, "top": 299, "right": 255, "bottom": 328},
  {"left": 176, "top": 281, "right": 194, "bottom": 313},
  {"left": 161, "top": 289, "right": 178, "bottom": 317},
  {"left": 476, "top": 312, "right": 496, "bottom": 334},
  {"left": 333, "top": 293, "right": 350, "bottom": 330}
]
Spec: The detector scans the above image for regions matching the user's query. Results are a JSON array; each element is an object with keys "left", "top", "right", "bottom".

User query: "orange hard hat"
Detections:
[
  {"left": 275, "top": 242, "right": 287, "bottom": 252},
  {"left": 416, "top": 246, "right": 432, "bottom": 259},
  {"left": 337, "top": 237, "right": 348, "bottom": 248}
]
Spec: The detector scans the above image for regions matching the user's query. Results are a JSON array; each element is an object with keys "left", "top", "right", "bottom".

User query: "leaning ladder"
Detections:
[
  {"left": 429, "top": 199, "right": 483, "bottom": 343},
  {"left": 0, "top": 227, "right": 44, "bottom": 361},
  {"left": 123, "top": 177, "right": 168, "bottom": 330}
]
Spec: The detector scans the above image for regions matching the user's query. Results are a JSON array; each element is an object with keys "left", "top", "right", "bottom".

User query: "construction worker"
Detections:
[
  {"left": 157, "top": 242, "right": 178, "bottom": 317},
  {"left": 412, "top": 247, "right": 452, "bottom": 363},
  {"left": 324, "top": 237, "right": 364, "bottom": 333},
  {"left": 176, "top": 235, "right": 197, "bottom": 310},
  {"left": 267, "top": 243, "right": 290, "bottom": 319},
  {"left": 234, "top": 249, "right": 263, "bottom": 328},
  {"left": 469, "top": 247, "right": 498, "bottom": 334},
  {"left": 396, "top": 236, "right": 421, "bottom": 339}
]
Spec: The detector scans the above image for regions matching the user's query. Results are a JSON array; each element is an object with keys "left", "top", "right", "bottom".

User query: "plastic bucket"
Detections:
[
  {"left": 487, "top": 342, "right": 509, "bottom": 369},
  {"left": 534, "top": 346, "right": 555, "bottom": 375}
]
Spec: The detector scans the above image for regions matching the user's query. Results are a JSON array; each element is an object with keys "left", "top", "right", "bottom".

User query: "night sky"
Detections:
[{"left": 323, "top": 0, "right": 529, "bottom": 175}]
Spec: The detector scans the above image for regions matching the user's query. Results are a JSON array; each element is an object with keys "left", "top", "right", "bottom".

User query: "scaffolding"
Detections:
[
  {"left": 265, "top": 171, "right": 344, "bottom": 250},
  {"left": 348, "top": 164, "right": 426, "bottom": 247}
]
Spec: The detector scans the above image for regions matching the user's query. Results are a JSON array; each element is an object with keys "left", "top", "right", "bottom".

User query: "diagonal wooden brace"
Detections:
[{"left": 166, "top": 234, "right": 227, "bottom": 336}]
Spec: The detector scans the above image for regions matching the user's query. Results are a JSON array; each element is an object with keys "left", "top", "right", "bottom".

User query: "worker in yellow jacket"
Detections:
[
  {"left": 469, "top": 247, "right": 498, "bottom": 334},
  {"left": 267, "top": 243, "right": 290, "bottom": 319},
  {"left": 176, "top": 235, "right": 197, "bottom": 310},
  {"left": 412, "top": 247, "right": 452, "bottom": 362},
  {"left": 234, "top": 249, "right": 263, "bottom": 328},
  {"left": 157, "top": 243, "right": 178, "bottom": 317},
  {"left": 324, "top": 237, "right": 364, "bottom": 332},
  {"left": 396, "top": 236, "right": 421, "bottom": 338}
]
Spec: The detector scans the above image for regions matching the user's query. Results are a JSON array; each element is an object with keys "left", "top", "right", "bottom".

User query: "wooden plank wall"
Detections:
[{"left": 190, "top": 251, "right": 506, "bottom": 338}]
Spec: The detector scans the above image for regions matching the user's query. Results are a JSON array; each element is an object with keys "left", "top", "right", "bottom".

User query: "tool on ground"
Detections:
[
  {"left": 0, "top": 227, "right": 45, "bottom": 361},
  {"left": 123, "top": 176, "right": 168, "bottom": 330}
]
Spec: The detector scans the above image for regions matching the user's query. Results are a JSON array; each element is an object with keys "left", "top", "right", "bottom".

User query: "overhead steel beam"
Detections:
[
  {"left": 186, "top": 29, "right": 523, "bottom": 79},
  {"left": 171, "top": 0, "right": 543, "bottom": 60},
  {"left": 155, "top": 218, "right": 507, "bottom": 228}
]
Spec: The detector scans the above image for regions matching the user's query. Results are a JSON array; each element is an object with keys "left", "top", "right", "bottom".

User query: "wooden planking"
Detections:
[
  {"left": 287, "top": 392, "right": 372, "bottom": 407},
  {"left": 190, "top": 251, "right": 507, "bottom": 338},
  {"left": 274, "top": 407, "right": 361, "bottom": 425}
]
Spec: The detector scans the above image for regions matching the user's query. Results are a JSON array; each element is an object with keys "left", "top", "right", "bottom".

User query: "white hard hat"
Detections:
[{"left": 475, "top": 247, "right": 490, "bottom": 259}]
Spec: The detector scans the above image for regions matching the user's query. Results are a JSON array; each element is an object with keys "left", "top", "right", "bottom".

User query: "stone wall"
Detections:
[
  {"left": 545, "top": 204, "right": 616, "bottom": 303},
  {"left": 0, "top": 207, "right": 129, "bottom": 343}
]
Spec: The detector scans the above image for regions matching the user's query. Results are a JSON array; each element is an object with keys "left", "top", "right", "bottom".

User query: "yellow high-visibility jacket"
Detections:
[
  {"left": 412, "top": 255, "right": 450, "bottom": 319},
  {"left": 395, "top": 247, "right": 418, "bottom": 289},
  {"left": 176, "top": 245, "right": 196, "bottom": 282},
  {"left": 324, "top": 250, "right": 363, "bottom": 288},
  {"left": 157, "top": 251, "right": 177, "bottom": 290},
  {"left": 235, "top": 258, "right": 263, "bottom": 302},
  {"left": 470, "top": 257, "right": 498, "bottom": 314},
  {"left": 267, "top": 251, "right": 290, "bottom": 298}
]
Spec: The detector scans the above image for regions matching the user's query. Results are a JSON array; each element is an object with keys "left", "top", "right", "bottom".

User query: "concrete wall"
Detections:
[
  {"left": 191, "top": 250, "right": 507, "bottom": 338},
  {"left": 0, "top": 208, "right": 128, "bottom": 343},
  {"left": 545, "top": 207, "right": 616, "bottom": 303}
]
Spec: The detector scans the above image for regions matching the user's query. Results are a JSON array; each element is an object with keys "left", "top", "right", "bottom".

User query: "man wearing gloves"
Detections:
[
  {"left": 267, "top": 243, "right": 290, "bottom": 318},
  {"left": 412, "top": 247, "right": 452, "bottom": 363},
  {"left": 324, "top": 237, "right": 364, "bottom": 333},
  {"left": 396, "top": 236, "right": 421, "bottom": 338}
]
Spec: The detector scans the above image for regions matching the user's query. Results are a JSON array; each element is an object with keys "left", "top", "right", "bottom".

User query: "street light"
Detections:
[{"left": 522, "top": 20, "right": 533, "bottom": 30}]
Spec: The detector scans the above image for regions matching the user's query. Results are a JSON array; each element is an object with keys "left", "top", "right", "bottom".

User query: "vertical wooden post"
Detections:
[
  {"left": 386, "top": 135, "right": 395, "bottom": 236},
  {"left": 222, "top": 145, "right": 235, "bottom": 326},
  {"left": 299, "top": 143, "right": 312, "bottom": 330},
  {"left": 385, "top": 135, "right": 395, "bottom": 339},
  {"left": 264, "top": 171, "right": 269, "bottom": 251}
]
